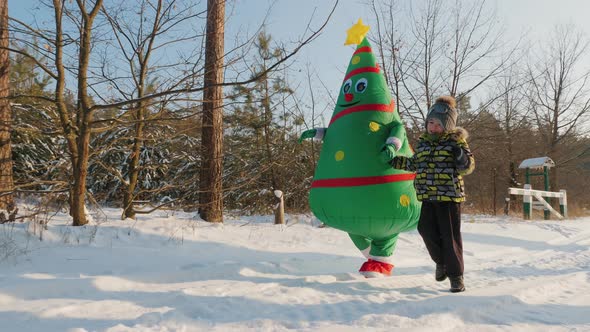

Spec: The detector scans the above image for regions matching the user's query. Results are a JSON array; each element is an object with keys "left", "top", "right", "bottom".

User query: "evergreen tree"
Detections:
[
  {"left": 10, "top": 50, "right": 68, "bottom": 199},
  {"left": 225, "top": 31, "right": 304, "bottom": 213}
]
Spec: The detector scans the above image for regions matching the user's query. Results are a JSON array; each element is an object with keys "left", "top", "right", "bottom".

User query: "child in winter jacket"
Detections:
[{"left": 384, "top": 96, "right": 475, "bottom": 292}]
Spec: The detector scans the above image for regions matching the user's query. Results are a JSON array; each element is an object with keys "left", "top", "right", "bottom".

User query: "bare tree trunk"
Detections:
[
  {"left": 101, "top": 0, "right": 170, "bottom": 220},
  {"left": 52, "top": 0, "right": 78, "bottom": 218},
  {"left": 199, "top": 0, "right": 225, "bottom": 222},
  {"left": 122, "top": 49, "right": 150, "bottom": 220},
  {"left": 71, "top": 122, "right": 91, "bottom": 226},
  {"left": 66, "top": 0, "right": 103, "bottom": 226},
  {"left": 122, "top": 100, "right": 146, "bottom": 220},
  {"left": 0, "top": 0, "right": 14, "bottom": 211},
  {"left": 120, "top": 0, "right": 161, "bottom": 220}
]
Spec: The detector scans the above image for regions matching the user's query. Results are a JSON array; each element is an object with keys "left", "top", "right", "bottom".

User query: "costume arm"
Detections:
[
  {"left": 379, "top": 122, "right": 406, "bottom": 163},
  {"left": 384, "top": 122, "right": 405, "bottom": 152},
  {"left": 298, "top": 128, "right": 327, "bottom": 143}
]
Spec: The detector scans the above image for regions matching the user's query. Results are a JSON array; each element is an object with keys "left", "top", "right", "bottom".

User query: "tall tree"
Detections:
[
  {"left": 0, "top": 0, "right": 14, "bottom": 214},
  {"left": 199, "top": 0, "right": 225, "bottom": 222},
  {"left": 225, "top": 31, "right": 296, "bottom": 213},
  {"left": 101, "top": 0, "right": 203, "bottom": 220},
  {"left": 527, "top": 24, "right": 590, "bottom": 190},
  {"left": 50, "top": 0, "right": 104, "bottom": 226},
  {"left": 369, "top": 0, "right": 516, "bottom": 124},
  {"left": 490, "top": 64, "right": 531, "bottom": 188}
]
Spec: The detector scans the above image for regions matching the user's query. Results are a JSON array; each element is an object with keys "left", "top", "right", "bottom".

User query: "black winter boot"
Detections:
[
  {"left": 435, "top": 264, "right": 447, "bottom": 282},
  {"left": 449, "top": 275, "right": 465, "bottom": 293}
]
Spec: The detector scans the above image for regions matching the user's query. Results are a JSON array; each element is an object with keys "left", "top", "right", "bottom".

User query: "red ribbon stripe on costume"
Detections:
[
  {"left": 311, "top": 173, "right": 416, "bottom": 188},
  {"left": 329, "top": 101, "right": 394, "bottom": 125},
  {"left": 353, "top": 46, "right": 372, "bottom": 55},
  {"left": 343, "top": 66, "right": 380, "bottom": 82}
]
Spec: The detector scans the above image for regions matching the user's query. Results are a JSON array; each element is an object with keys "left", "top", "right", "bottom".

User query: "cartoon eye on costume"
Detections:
[
  {"left": 342, "top": 79, "right": 353, "bottom": 94},
  {"left": 355, "top": 78, "right": 368, "bottom": 93}
]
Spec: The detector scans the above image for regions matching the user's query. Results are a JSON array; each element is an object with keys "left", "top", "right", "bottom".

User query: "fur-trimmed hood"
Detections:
[{"left": 446, "top": 127, "right": 469, "bottom": 141}]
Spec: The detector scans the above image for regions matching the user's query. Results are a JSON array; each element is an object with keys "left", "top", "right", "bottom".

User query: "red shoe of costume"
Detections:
[{"left": 358, "top": 259, "right": 394, "bottom": 278}]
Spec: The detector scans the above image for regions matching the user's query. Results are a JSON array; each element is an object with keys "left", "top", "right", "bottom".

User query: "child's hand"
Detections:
[
  {"left": 449, "top": 142, "right": 462, "bottom": 158},
  {"left": 379, "top": 144, "right": 397, "bottom": 164},
  {"left": 449, "top": 142, "right": 467, "bottom": 165}
]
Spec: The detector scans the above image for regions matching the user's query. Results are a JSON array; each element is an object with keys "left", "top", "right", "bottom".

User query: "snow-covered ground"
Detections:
[{"left": 1, "top": 208, "right": 589, "bottom": 331}]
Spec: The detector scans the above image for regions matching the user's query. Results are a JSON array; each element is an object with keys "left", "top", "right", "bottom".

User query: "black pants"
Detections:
[{"left": 418, "top": 201, "right": 463, "bottom": 277}]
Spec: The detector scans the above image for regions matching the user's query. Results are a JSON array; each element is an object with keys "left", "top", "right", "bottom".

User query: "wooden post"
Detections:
[
  {"left": 523, "top": 184, "right": 532, "bottom": 220},
  {"left": 559, "top": 190, "right": 567, "bottom": 218},
  {"left": 492, "top": 168, "right": 497, "bottom": 215},
  {"left": 504, "top": 197, "right": 510, "bottom": 215},
  {"left": 273, "top": 190, "right": 284, "bottom": 225},
  {"left": 543, "top": 166, "right": 550, "bottom": 220}
]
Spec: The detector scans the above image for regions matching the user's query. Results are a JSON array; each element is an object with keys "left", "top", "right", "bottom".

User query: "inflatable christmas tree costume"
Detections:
[{"left": 300, "top": 20, "right": 420, "bottom": 277}]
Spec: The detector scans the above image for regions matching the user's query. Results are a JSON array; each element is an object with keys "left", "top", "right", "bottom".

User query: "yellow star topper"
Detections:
[{"left": 344, "top": 18, "right": 370, "bottom": 46}]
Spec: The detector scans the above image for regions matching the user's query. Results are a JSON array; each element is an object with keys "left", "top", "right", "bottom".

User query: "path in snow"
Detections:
[{"left": 0, "top": 211, "right": 589, "bottom": 331}]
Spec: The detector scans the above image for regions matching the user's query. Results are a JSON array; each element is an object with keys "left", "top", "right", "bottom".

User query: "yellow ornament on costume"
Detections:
[
  {"left": 400, "top": 194, "right": 411, "bottom": 207},
  {"left": 369, "top": 121, "right": 380, "bottom": 132}
]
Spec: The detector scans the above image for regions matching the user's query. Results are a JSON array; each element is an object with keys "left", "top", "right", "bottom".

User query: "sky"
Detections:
[
  {"left": 227, "top": 0, "right": 590, "bottom": 125},
  {"left": 9, "top": 0, "right": 590, "bottom": 84},
  {"left": 7, "top": 0, "right": 590, "bottom": 125},
  {"left": 1, "top": 207, "right": 589, "bottom": 331}
]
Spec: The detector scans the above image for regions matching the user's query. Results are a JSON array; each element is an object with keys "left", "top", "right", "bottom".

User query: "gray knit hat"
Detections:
[{"left": 425, "top": 96, "right": 458, "bottom": 131}]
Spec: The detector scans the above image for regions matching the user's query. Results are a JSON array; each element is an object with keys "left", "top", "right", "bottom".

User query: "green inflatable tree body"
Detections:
[{"left": 308, "top": 22, "right": 420, "bottom": 264}]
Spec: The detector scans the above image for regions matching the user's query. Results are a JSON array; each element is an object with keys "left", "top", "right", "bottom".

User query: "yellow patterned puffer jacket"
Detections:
[{"left": 390, "top": 127, "right": 475, "bottom": 202}]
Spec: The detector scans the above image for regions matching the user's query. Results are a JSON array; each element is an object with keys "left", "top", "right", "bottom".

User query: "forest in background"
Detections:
[{"left": 4, "top": 0, "right": 590, "bottom": 224}]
